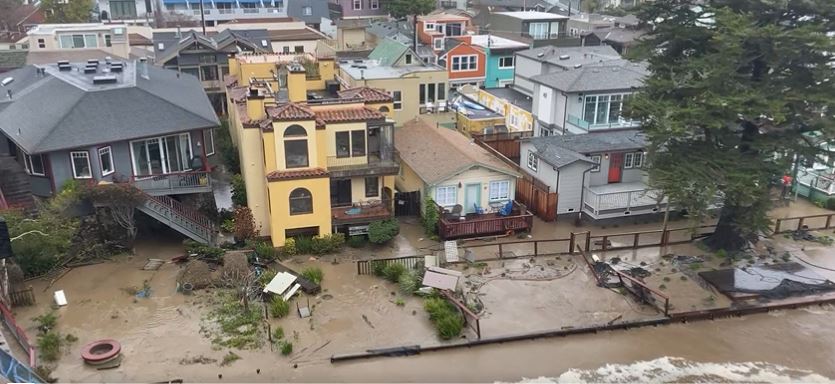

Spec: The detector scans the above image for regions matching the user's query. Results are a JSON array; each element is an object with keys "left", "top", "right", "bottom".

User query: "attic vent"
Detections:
[
  {"left": 559, "top": 54, "right": 570, "bottom": 60},
  {"left": 353, "top": 59, "right": 363, "bottom": 63},
  {"left": 92, "top": 75, "right": 118, "bottom": 84},
  {"left": 105, "top": 56, "right": 112, "bottom": 64},
  {"left": 261, "top": 39, "right": 268, "bottom": 47},
  {"left": 0, "top": 77, "right": 12, "bottom": 86}
]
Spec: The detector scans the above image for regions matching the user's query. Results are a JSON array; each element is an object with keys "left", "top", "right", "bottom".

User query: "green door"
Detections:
[{"left": 464, "top": 183, "right": 481, "bottom": 213}]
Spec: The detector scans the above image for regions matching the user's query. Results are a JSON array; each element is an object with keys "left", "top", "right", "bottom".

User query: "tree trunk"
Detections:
[{"left": 704, "top": 203, "right": 749, "bottom": 252}]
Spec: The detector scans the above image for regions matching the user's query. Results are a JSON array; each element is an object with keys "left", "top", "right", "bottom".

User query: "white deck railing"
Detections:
[{"left": 583, "top": 186, "right": 666, "bottom": 217}]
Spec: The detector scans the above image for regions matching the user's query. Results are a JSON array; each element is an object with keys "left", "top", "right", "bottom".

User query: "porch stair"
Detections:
[
  {"left": 137, "top": 193, "right": 216, "bottom": 244},
  {"left": 0, "top": 155, "right": 35, "bottom": 210}
]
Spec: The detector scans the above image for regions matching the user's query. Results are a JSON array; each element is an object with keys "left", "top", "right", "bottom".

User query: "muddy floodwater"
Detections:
[{"left": 9, "top": 199, "right": 835, "bottom": 382}]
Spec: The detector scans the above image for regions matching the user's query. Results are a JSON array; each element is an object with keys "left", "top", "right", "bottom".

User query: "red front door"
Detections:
[{"left": 608, "top": 153, "right": 623, "bottom": 183}]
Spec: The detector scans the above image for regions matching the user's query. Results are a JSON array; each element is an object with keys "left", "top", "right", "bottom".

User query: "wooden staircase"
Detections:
[
  {"left": 0, "top": 156, "right": 34, "bottom": 210},
  {"left": 136, "top": 192, "right": 216, "bottom": 244}
]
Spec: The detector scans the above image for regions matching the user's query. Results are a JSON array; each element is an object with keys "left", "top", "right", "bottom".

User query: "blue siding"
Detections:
[{"left": 484, "top": 48, "right": 521, "bottom": 88}]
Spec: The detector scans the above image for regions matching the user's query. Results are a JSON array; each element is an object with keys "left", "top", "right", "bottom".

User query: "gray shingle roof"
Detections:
[
  {"left": 530, "top": 59, "right": 647, "bottom": 92},
  {"left": 0, "top": 62, "right": 219, "bottom": 154},
  {"left": 515, "top": 45, "right": 621, "bottom": 69},
  {"left": 525, "top": 130, "right": 646, "bottom": 168}
]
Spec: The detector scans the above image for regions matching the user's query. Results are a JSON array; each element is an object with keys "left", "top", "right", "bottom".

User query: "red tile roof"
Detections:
[
  {"left": 337, "top": 87, "right": 392, "bottom": 103},
  {"left": 266, "top": 168, "right": 329, "bottom": 181},
  {"left": 224, "top": 75, "right": 239, "bottom": 87},
  {"left": 314, "top": 107, "right": 385, "bottom": 127},
  {"left": 228, "top": 86, "right": 248, "bottom": 103},
  {"left": 267, "top": 103, "right": 316, "bottom": 121}
]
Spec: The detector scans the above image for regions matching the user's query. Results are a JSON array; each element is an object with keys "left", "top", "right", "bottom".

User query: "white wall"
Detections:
[
  {"left": 557, "top": 161, "right": 589, "bottom": 214},
  {"left": 271, "top": 39, "right": 318, "bottom": 53},
  {"left": 513, "top": 55, "right": 541, "bottom": 95},
  {"left": 537, "top": 85, "right": 555, "bottom": 125}
]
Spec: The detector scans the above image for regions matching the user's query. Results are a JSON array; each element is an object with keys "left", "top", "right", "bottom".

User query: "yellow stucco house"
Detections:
[{"left": 225, "top": 53, "right": 398, "bottom": 246}]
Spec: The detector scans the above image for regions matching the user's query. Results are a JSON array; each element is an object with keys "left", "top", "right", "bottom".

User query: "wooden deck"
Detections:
[
  {"left": 437, "top": 202, "right": 534, "bottom": 240},
  {"left": 332, "top": 200, "right": 392, "bottom": 224}
]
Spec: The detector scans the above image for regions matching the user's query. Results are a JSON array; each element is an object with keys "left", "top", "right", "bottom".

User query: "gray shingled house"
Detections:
[
  {"left": 0, "top": 59, "right": 220, "bottom": 243},
  {"left": 519, "top": 130, "right": 667, "bottom": 221}
]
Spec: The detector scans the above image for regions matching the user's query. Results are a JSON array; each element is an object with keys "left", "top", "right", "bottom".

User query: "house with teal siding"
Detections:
[{"left": 470, "top": 35, "right": 530, "bottom": 88}]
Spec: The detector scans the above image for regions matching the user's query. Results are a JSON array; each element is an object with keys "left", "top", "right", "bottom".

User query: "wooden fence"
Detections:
[
  {"left": 9, "top": 287, "right": 35, "bottom": 307},
  {"left": 773, "top": 213, "right": 835, "bottom": 234},
  {"left": 516, "top": 177, "right": 558, "bottom": 222},
  {"left": 357, "top": 256, "right": 424, "bottom": 275},
  {"left": 471, "top": 132, "right": 533, "bottom": 164}
]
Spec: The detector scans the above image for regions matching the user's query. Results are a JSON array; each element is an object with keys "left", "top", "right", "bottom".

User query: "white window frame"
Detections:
[
  {"left": 529, "top": 22, "right": 548, "bottom": 40},
  {"left": 451, "top": 54, "right": 477, "bottom": 72},
  {"left": 634, "top": 152, "right": 643, "bottom": 168},
  {"left": 23, "top": 152, "right": 45, "bottom": 176},
  {"left": 624, "top": 152, "right": 635, "bottom": 169},
  {"left": 302, "top": 5, "right": 312, "bottom": 15},
  {"left": 498, "top": 56, "right": 514, "bottom": 69},
  {"left": 98, "top": 146, "right": 115, "bottom": 176},
  {"left": 433, "top": 37, "right": 443, "bottom": 50},
  {"left": 70, "top": 151, "right": 92, "bottom": 179},
  {"left": 435, "top": 185, "right": 457, "bottom": 207},
  {"left": 37, "top": 38, "right": 45, "bottom": 48},
  {"left": 489, "top": 180, "right": 511, "bottom": 201},
  {"left": 352, "top": 0, "right": 361, "bottom": 10},
  {"left": 370, "top": 0, "right": 379, "bottom": 9},
  {"left": 204, "top": 129, "right": 216, "bottom": 156},
  {"left": 424, "top": 22, "right": 435, "bottom": 31},
  {"left": 129, "top": 133, "right": 193, "bottom": 176},
  {"left": 509, "top": 113, "right": 519, "bottom": 127},
  {"left": 59, "top": 33, "right": 98, "bottom": 49},
  {"left": 527, "top": 150, "right": 538, "bottom": 172},
  {"left": 590, "top": 155, "right": 601, "bottom": 173},
  {"left": 582, "top": 93, "right": 633, "bottom": 125},
  {"left": 391, "top": 90, "right": 402, "bottom": 110}
]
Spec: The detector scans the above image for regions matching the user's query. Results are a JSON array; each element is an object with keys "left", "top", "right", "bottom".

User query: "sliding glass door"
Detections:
[{"left": 130, "top": 133, "right": 192, "bottom": 176}]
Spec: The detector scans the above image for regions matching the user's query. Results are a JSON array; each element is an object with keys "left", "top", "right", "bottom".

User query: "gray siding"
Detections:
[
  {"left": 519, "top": 141, "right": 558, "bottom": 190},
  {"left": 557, "top": 161, "right": 587, "bottom": 214},
  {"left": 587, "top": 151, "right": 646, "bottom": 186},
  {"left": 46, "top": 129, "right": 206, "bottom": 190},
  {"left": 29, "top": 175, "right": 52, "bottom": 197}
]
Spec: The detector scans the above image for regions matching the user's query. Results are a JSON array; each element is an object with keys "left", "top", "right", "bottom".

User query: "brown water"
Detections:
[{"left": 11, "top": 200, "right": 835, "bottom": 382}]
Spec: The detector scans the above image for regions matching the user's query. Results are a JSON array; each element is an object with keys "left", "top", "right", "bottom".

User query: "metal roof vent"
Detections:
[
  {"left": 58, "top": 63, "right": 72, "bottom": 71},
  {"left": 92, "top": 75, "right": 118, "bottom": 84},
  {"left": 1, "top": 77, "right": 12, "bottom": 86},
  {"left": 574, "top": 63, "right": 582, "bottom": 68},
  {"left": 110, "top": 62, "right": 123, "bottom": 73},
  {"left": 57, "top": 60, "right": 69, "bottom": 66},
  {"left": 559, "top": 54, "right": 570, "bottom": 60},
  {"left": 87, "top": 59, "right": 99, "bottom": 66}
]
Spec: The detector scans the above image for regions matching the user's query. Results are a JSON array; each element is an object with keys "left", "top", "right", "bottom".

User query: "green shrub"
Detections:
[
  {"left": 309, "top": 233, "right": 345, "bottom": 255},
  {"left": 279, "top": 341, "right": 293, "bottom": 356},
  {"left": 422, "top": 199, "right": 439, "bottom": 235},
  {"left": 368, "top": 219, "right": 400, "bottom": 244},
  {"left": 347, "top": 235, "right": 367, "bottom": 248},
  {"left": 282, "top": 238, "right": 297, "bottom": 256},
  {"left": 184, "top": 240, "right": 225, "bottom": 262},
  {"left": 423, "top": 297, "right": 464, "bottom": 340},
  {"left": 300, "top": 267, "right": 324, "bottom": 285},
  {"left": 272, "top": 326, "right": 284, "bottom": 340},
  {"left": 258, "top": 270, "right": 277, "bottom": 286},
  {"left": 294, "top": 236, "right": 314, "bottom": 254},
  {"left": 371, "top": 261, "right": 386, "bottom": 277},
  {"left": 37, "top": 332, "right": 63, "bottom": 362},
  {"left": 398, "top": 270, "right": 421, "bottom": 294},
  {"left": 395, "top": 298, "right": 405, "bottom": 306},
  {"left": 382, "top": 263, "right": 406, "bottom": 283},
  {"left": 221, "top": 351, "right": 240, "bottom": 366},
  {"left": 269, "top": 297, "right": 290, "bottom": 318},
  {"left": 221, "top": 218, "right": 235, "bottom": 233},
  {"left": 255, "top": 242, "right": 277, "bottom": 261},
  {"left": 33, "top": 312, "right": 58, "bottom": 333},
  {"left": 230, "top": 174, "right": 247, "bottom": 207},
  {"left": 217, "top": 120, "right": 241, "bottom": 174}
]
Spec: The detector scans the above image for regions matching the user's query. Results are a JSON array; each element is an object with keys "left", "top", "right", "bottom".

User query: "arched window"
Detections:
[
  {"left": 283, "top": 125, "right": 308, "bottom": 168},
  {"left": 289, "top": 188, "right": 313, "bottom": 215},
  {"left": 378, "top": 106, "right": 390, "bottom": 113}
]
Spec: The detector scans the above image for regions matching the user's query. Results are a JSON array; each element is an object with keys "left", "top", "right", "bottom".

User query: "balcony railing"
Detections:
[
  {"left": 582, "top": 185, "right": 666, "bottom": 218},
  {"left": 132, "top": 171, "right": 212, "bottom": 196},
  {"left": 436, "top": 201, "right": 534, "bottom": 240},
  {"left": 567, "top": 114, "right": 641, "bottom": 132},
  {"left": 173, "top": 7, "right": 285, "bottom": 18},
  {"left": 332, "top": 199, "right": 393, "bottom": 224},
  {"left": 326, "top": 150, "right": 399, "bottom": 176}
]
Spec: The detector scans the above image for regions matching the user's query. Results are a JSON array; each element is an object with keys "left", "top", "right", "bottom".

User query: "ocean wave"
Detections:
[{"left": 517, "top": 357, "right": 832, "bottom": 383}]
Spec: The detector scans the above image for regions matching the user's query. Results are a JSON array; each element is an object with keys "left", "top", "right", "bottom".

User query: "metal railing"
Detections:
[
  {"left": 0, "top": 301, "right": 37, "bottom": 371},
  {"left": 174, "top": 7, "right": 284, "bottom": 17},
  {"left": 326, "top": 150, "right": 399, "bottom": 170},
  {"left": 583, "top": 186, "right": 665, "bottom": 217},
  {"left": 567, "top": 114, "right": 641, "bottom": 131},
  {"left": 132, "top": 171, "right": 211, "bottom": 195}
]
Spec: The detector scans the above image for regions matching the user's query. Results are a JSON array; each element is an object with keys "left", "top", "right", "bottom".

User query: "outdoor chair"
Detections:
[
  {"left": 473, "top": 203, "right": 484, "bottom": 215},
  {"left": 497, "top": 200, "right": 513, "bottom": 216}
]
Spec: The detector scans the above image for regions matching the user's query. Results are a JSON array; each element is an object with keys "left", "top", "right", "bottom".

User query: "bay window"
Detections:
[
  {"left": 130, "top": 133, "right": 193, "bottom": 176},
  {"left": 583, "top": 93, "right": 633, "bottom": 125}
]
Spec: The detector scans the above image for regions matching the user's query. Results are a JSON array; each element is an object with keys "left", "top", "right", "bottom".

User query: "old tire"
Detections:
[{"left": 81, "top": 339, "right": 121, "bottom": 364}]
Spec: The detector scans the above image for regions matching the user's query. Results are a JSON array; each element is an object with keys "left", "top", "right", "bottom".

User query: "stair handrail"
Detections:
[{"left": 145, "top": 194, "right": 215, "bottom": 231}]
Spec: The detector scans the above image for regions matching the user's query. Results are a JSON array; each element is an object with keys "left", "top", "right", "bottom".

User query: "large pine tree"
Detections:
[{"left": 631, "top": 0, "right": 835, "bottom": 251}]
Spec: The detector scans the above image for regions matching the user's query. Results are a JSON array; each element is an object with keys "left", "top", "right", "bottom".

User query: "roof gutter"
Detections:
[{"left": 576, "top": 163, "right": 596, "bottom": 225}]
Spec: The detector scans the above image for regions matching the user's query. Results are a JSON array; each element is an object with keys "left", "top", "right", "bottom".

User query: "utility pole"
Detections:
[{"left": 199, "top": 0, "right": 207, "bottom": 35}]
